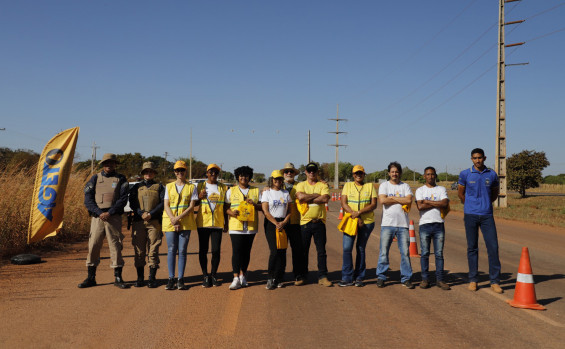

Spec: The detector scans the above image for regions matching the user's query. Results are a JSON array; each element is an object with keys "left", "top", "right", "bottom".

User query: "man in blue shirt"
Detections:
[{"left": 458, "top": 148, "right": 503, "bottom": 294}]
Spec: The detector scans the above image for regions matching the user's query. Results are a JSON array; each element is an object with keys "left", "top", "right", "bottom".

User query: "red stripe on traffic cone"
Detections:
[
  {"left": 325, "top": 203, "right": 329, "bottom": 211},
  {"left": 409, "top": 220, "right": 420, "bottom": 257},
  {"left": 338, "top": 207, "right": 343, "bottom": 219},
  {"left": 506, "top": 247, "right": 545, "bottom": 310}
]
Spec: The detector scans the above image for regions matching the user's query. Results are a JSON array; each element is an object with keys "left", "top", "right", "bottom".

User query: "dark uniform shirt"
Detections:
[
  {"left": 128, "top": 180, "right": 166, "bottom": 221},
  {"left": 84, "top": 170, "right": 129, "bottom": 217}
]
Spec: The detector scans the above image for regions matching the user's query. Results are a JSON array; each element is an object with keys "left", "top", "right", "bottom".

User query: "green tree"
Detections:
[
  {"left": 326, "top": 162, "right": 354, "bottom": 182},
  {"left": 507, "top": 150, "right": 550, "bottom": 198},
  {"left": 543, "top": 174, "right": 565, "bottom": 185},
  {"left": 253, "top": 173, "right": 266, "bottom": 183},
  {"left": 0, "top": 148, "right": 39, "bottom": 169}
]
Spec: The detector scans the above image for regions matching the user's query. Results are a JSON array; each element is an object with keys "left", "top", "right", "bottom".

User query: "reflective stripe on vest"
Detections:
[{"left": 162, "top": 182, "right": 196, "bottom": 231}]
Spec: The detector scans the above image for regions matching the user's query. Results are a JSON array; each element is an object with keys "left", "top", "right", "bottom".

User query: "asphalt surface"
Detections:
[{"left": 1, "top": 200, "right": 564, "bottom": 348}]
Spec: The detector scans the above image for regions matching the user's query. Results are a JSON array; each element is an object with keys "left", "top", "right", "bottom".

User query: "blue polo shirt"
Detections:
[{"left": 458, "top": 167, "right": 499, "bottom": 215}]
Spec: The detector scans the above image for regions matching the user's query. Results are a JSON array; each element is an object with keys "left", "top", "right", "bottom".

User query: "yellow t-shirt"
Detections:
[
  {"left": 295, "top": 181, "right": 330, "bottom": 225},
  {"left": 341, "top": 182, "right": 378, "bottom": 224}
]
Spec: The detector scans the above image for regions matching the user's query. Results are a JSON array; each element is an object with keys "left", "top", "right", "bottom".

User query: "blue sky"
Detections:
[{"left": 1, "top": 0, "right": 564, "bottom": 176}]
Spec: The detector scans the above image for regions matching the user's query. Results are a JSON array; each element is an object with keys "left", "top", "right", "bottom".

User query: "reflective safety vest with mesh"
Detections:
[
  {"left": 95, "top": 172, "right": 120, "bottom": 209},
  {"left": 342, "top": 182, "right": 376, "bottom": 224},
  {"left": 162, "top": 182, "right": 196, "bottom": 231},
  {"left": 228, "top": 186, "right": 259, "bottom": 231},
  {"left": 196, "top": 182, "right": 227, "bottom": 228}
]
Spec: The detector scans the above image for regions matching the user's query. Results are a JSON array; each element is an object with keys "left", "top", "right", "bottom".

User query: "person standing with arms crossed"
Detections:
[
  {"left": 128, "top": 162, "right": 165, "bottom": 288},
  {"left": 339, "top": 165, "right": 378, "bottom": 287},
  {"left": 79, "top": 153, "right": 130, "bottom": 289},
  {"left": 415, "top": 166, "right": 451, "bottom": 290},
  {"left": 376, "top": 161, "right": 414, "bottom": 289},
  {"left": 458, "top": 148, "right": 503, "bottom": 294},
  {"left": 295, "top": 162, "right": 332, "bottom": 287},
  {"left": 196, "top": 163, "right": 228, "bottom": 288}
]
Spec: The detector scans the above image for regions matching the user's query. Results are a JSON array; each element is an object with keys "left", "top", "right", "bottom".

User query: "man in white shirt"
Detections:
[
  {"left": 415, "top": 167, "right": 450, "bottom": 290},
  {"left": 376, "top": 162, "right": 414, "bottom": 289}
]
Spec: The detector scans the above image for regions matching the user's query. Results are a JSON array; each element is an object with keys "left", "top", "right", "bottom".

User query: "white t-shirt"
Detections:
[
  {"left": 203, "top": 183, "right": 220, "bottom": 212},
  {"left": 164, "top": 184, "right": 198, "bottom": 201},
  {"left": 378, "top": 181, "right": 413, "bottom": 228},
  {"left": 226, "top": 187, "right": 253, "bottom": 234},
  {"left": 415, "top": 185, "right": 448, "bottom": 225},
  {"left": 261, "top": 189, "right": 291, "bottom": 219}
]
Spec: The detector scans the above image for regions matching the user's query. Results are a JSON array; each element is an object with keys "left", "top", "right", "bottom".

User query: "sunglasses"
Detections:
[
  {"left": 283, "top": 170, "right": 295, "bottom": 174},
  {"left": 208, "top": 170, "right": 219, "bottom": 175},
  {"left": 174, "top": 169, "right": 186, "bottom": 173},
  {"left": 353, "top": 171, "right": 365, "bottom": 176},
  {"left": 306, "top": 169, "right": 317, "bottom": 173}
]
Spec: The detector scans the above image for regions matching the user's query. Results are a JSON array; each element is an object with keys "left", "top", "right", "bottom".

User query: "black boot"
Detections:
[
  {"left": 134, "top": 267, "right": 145, "bottom": 287},
  {"left": 78, "top": 266, "right": 97, "bottom": 288},
  {"left": 114, "top": 267, "right": 129, "bottom": 289},
  {"left": 147, "top": 267, "right": 158, "bottom": 288}
]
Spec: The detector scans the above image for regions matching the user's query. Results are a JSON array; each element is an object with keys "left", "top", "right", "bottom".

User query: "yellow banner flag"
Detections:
[{"left": 27, "top": 127, "right": 80, "bottom": 244}]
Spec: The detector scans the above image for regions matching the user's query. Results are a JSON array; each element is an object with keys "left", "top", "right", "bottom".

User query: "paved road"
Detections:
[{"left": 1, "top": 200, "right": 564, "bottom": 348}]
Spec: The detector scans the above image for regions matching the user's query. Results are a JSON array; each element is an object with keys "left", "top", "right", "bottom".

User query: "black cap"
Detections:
[{"left": 305, "top": 162, "right": 318, "bottom": 171}]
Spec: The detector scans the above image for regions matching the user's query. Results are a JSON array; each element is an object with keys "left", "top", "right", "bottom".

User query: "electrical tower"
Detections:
[
  {"left": 495, "top": 0, "right": 526, "bottom": 208},
  {"left": 328, "top": 104, "right": 347, "bottom": 190}
]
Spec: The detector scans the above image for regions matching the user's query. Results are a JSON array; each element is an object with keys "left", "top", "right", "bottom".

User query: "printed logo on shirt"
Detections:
[
  {"left": 112, "top": 182, "right": 117, "bottom": 188},
  {"left": 485, "top": 178, "right": 491, "bottom": 186},
  {"left": 272, "top": 196, "right": 285, "bottom": 207},
  {"left": 389, "top": 191, "right": 405, "bottom": 198}
]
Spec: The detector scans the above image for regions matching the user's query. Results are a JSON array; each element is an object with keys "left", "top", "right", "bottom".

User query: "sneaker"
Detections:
[
  {"left": 177, "top": 278, "right": 188, "bottom": 290},
  {"left": 276, "top": 281, "right": 284, "bottom": 288},
  {"left": 166, "top": 278, "right": 176, "bottom": 290},
  {"left": 266, "top": 279, "right": 276, "bottom": 290},
  {"left": 211, "top": 275, "right": 221, "bottom": 287},
  {"left": 437, "top": 281, "right": 451, "bottom": 290},
  {"left": 490, "top": 284, "right": 503, "bottom": 294},
  {"left": 468, "top": 282, "right": 478, "bottom": 292},
  {"left": 355, "top": 280, "right": 365, "bottom": 287},
  {"left": 402, "top": 280, "right": 415, "bottom": 289},
  {"left": 420, "top": 280, "right": 430, "bottom": 289},
  {"left": 338, "top": 280, "right": 354, "bottom": 287},
  {"left": 239, "top": 274, "right": 248, "bottom": 288},
  {"left": 294, "top": 278, "right": 305, "bottom": 286},
  {"left": 202, "top": 275, "right": 212, "bottom": 288},
  {"left": 318, "top": 277, "right": 332, "bottom": 287},
  {"left": 229, "top": 277, "right": 241, "bottom": 290},
  {"left": 376, "top": 279, "right": 385, "bottom": 288}
]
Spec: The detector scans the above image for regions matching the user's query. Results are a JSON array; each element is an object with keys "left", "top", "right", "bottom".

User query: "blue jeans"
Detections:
[
  {"left": 419, "top": 223, "right": 445, "bottom": 281},
  {"left": 376, "top": 226, "right": 412, "bottom": 283},
  {"left": 165, "top": 230, "right": 191, "bottom": 279},
  {"left": 341, "top": 222, "right": 374, "bottom": 282},
  {"left": 464, "top": 214, "right": 501, "bottom": 284}
]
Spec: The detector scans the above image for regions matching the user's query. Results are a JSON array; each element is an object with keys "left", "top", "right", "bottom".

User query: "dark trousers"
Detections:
[
  {"left": 230, "top": 233, "right": 255, "bottom": 275},
  {"left": 286, "top": 223, "right": 307, "bottom": 280},
  {"left": 464, "top": 214, "right": 501, "bottom": 284},
  {"left": 300, "top": 221, "right": 328, "bottom": 279},
  {"left": 197, "top": 228, "right": 223, "bottom": 276},
  {"left": 264, "top": 219, "right": 287, "bottom": 281}
]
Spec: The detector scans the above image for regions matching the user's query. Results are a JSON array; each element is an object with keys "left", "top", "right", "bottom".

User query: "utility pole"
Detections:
[
  {"left": 495, "top": 0, "right": 526, "bottom": 208},
  {"left": 163, "top": 152, "right": 169, "bottom": 177},
  {"left": 189, "top": 128, "right": 193, "bottom": 181},
  {"left": 90, "top": 141, "right": 99, "bottom": 173},
  {"left": 328, "top": 104, "right": 347, "bottom": 190},
  {"left": 307, "top": 130, "right": 311, "bottom": 164}
]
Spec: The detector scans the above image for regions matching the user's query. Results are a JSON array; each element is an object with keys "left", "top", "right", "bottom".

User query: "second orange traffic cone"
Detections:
[
  {"left": 408, "top": 220, "right": 420, "bottom": 257},
  {"left": 338, "top": 207, "right": 344, "bottom": 219},
  {"left": 507, "top": 247, "right": 545, "bottom": 310}
]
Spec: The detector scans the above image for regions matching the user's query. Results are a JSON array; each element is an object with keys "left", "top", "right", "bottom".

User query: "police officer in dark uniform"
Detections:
[
  {"left": 128, "top": 161, "right": 165, "bottom": 288},
  {"left": 79, "top": 153, "right": 130, "bottom": 289}
]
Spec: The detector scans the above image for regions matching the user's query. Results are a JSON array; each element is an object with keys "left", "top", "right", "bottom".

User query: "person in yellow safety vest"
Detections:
[
  {"left": 196, "top": 163, "right": 228, "bottom": 288},
  {"left": 128, "top": 161, "right": 166, "bottom": 288},
  {"left": 280, "top": 162, "right": 307, "bottom": 285},
  {"left": 225, "top": 166, "right": 262, "bottom": 290},
  {"left": 339, "top": 165, "right": 378, "bottom": 287},
  {"left": 295, "top": 162, "right": 332, "bottom": 287},
  {"left": 162, "top": 160, "right": 198, "bottom": 290},
  {"left": 79, "top": 153, "right": 130, "bottom": 289}
]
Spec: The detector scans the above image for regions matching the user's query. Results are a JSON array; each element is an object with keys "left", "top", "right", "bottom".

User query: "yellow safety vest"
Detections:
[
  {"left": 342, "top": 182, "right": 377, "bottom": 224},
  {"left": 162, "top": 182, "right": 196, "bottom": 231},
  {"left": 286, "top": 183, "right": 300, "bottom": 225},
  {"left": 228, "top": 186, "right": 259, "bottom": 231},
  {"left": 196, "top": 182, "right": 227, "bottom": 228}
]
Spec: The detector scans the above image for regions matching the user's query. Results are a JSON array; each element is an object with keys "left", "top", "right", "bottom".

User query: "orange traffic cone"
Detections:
[
  {"left": 507, "top": 247, "right": 545, "bottom": 310},
  {"left": 325, "top": 203, "right": 329, "bottom": 211},
  {"left": 338, "top": 193, "right": 341, "bottom": 200},
  {"left": 332, "top": 193, "right": 336, "bottom": 201},
  {"left": 408, "top": 220, "right": 419, "bottom": 257},
  {"left": 338, "top": 207, "right": 344, "bottom": 219}
]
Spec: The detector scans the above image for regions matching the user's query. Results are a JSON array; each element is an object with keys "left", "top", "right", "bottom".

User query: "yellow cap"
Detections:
[
  {"left": 207, "top": 163, "right": 221, "bottom": 172},
  {"left": 352, "top": 165, "right": 365, "bottom": 173},
  {"left": 174, "top": 160, "right": 187, "bottom": 170},
  {"left": 271, "top": 170, "right": 284, "bottom": 179}
]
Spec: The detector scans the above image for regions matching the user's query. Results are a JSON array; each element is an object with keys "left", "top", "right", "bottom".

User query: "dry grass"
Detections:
[
  {"left": 447, "top": 191, "right": 565, "bottom": 229},
  {"left": 0, "top": 163, "right": 91, "bottom": 258}
]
